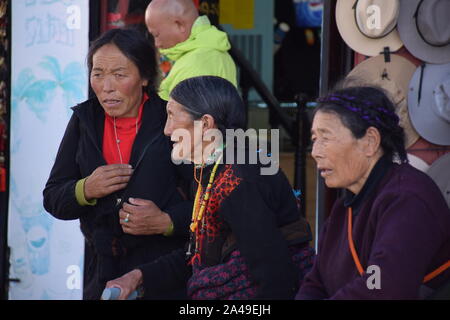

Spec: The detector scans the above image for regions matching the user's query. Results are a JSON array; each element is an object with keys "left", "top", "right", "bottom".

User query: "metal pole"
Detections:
[{"left": 294, "top": 94, "right": 309, "bottom": 218}]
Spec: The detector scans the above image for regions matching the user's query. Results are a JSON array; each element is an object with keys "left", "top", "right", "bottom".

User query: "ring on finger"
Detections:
[{"left": 124, "top": 213, "right": 130, "bottom": 223}]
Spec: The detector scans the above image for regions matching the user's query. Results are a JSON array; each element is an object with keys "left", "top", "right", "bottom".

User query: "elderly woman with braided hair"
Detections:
[
  {"left": 296, "top": 86, "right": 450, "bottom": 300},
  {"left": 105, "top": 76, "right": 314, "bottom": 300}
]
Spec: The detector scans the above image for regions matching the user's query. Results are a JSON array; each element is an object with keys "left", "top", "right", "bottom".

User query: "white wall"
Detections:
[{"left": 8, "top": 0, "right": 89, "bottom": 300}]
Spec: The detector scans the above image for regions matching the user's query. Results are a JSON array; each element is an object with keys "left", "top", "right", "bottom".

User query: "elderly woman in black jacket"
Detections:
[
  {"left": 105, "top": 76, "right": 314, "bottom": 300},
  {"left": 43, "top": 28, "right": 189, "bottom": 300}
]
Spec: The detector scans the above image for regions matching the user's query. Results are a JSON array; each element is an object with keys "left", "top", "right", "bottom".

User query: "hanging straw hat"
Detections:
[
  {"left": 408, "top": 62, "right": 450, "bottom": 146},
  {"left": 345, "top": 54, "right": 420, "bottom": 148},
  {"left": 397, "top": 0, "right": 450, "bottom": 64},
  {"left": 426, "top": 152, "right": 450, "bottom": 208},
  {"left": 336, "top": 0, "right": 403, "bottom": 56}
]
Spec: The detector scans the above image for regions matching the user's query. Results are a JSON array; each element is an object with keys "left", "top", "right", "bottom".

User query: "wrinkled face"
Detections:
[
  {"left": 164, "top": 98, "right": 203, "bottom": 162},
  {"left": 145, "top": 9, "right": 183, "bottom": 49},
  {"left": 90, "top": 44, "right": 148, "bottom": 118},
  {"left": 311, "top": 111, "right": 373, "bottom": 194}
]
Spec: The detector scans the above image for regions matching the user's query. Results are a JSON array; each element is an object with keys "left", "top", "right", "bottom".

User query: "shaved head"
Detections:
[
  {"left": 145, "top": 0, "right": 199, "bottom": 49},
  {"left": 146, "top": 0, "right": 198, "bottom": 20}
]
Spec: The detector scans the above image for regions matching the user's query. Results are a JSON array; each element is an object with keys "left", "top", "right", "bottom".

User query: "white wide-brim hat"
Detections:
[
  {"left": 408, "top": 62, "right": 450, "bottom": 146},
  {"left": 397, "top": 0, "right": 450, "bottom": 64},
  {"left": 345, "top": 54, "right": 420, "bottom": 148},
  {"left": 426, "top": 152, "right": 450, "bottom": 208},
  {"left": 336, "top": 0, "right": 404, "bottom": 57},
  {"left": 407, "top": 153, "right": 430, "bottom": 172}
]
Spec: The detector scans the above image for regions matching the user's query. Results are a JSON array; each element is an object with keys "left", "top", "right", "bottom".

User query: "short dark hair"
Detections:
[
  {"left": 87, "top": 28, "right": 160, "bottom": 94},
  {"left": 170, "top": 76, "right": 246, "bottom": 135},
  {"left": 315, "top": 86, "right": 407, "bottom": 162}
]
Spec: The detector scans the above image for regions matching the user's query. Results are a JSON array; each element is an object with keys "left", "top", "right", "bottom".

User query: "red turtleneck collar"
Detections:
[{"left": 103, "top": 93, "right": 149, "bottom": 164}]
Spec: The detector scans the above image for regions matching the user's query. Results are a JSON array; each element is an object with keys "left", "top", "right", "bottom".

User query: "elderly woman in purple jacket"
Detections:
[{"left": 296, "top": 86, "right": 450, "bottom": 300}]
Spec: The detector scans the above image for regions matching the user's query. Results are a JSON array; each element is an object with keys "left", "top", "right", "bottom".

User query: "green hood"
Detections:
[
  {"left": 157, "top": 15, "right": 237, "bottom": 101},
  {"left": 160, "top": 16, "right": 231, "bottom": 61}
]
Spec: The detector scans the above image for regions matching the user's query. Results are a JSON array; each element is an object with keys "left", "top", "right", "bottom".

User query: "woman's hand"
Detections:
[
  {"left": 119, "top": 198, "right": 173, "bottom": 235},
  {"left": 84, "top": 164, "right": 134, "bottom": 200},
  {"left": 105, "top": 269, "right": 143, "bottom": 300}
]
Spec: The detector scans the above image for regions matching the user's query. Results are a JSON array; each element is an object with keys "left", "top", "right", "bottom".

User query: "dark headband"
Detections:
[{"left": 318, "top": 93, "right": 400, "bottom": 127}]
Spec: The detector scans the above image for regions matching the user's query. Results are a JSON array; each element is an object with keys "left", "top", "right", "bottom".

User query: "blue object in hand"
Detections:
[{"left": 101, "top": 287, "right": 138, "bottom": 300}]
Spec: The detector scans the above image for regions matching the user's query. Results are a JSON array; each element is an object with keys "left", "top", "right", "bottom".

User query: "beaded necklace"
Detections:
[{"left": 186, "top": 152, "right": 223, "bottom": 263}]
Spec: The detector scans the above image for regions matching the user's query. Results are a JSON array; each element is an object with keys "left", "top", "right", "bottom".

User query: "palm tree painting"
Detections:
[
  {"left": 11, "top": 67, "right": 57, "bottom": 122},
  {"left": 11, "top": 56, "right": 86, "bottom": 122},
  {"left": 38, "top": 56, "right": 86, "bottom": 111}
]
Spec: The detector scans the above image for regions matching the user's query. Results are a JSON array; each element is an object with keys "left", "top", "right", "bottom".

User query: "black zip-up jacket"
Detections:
[
  {"left": 43, "top": 93, "right": 189, "bottom": 299},
  {"left": 139, "top": 156, "right": 308, "bottom": 300}
]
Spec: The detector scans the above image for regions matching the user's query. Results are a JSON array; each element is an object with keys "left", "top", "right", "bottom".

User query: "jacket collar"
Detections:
[
  {"left": 344, "top": 154, "right": 392, "bottom": 214},
  {"left": 159, "top": 15, "right": 231, "bottom": 61},
  {"left": 71, "top": 94, "right": 167, "bottom": 169},
  {"left": 71, "top": 97, "right": 105, "bottom": 159}
]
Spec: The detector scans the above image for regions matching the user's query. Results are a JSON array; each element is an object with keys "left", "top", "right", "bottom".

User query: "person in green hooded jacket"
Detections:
[{"left": 145, "top": 0, "right": 237, "bottom": 101}]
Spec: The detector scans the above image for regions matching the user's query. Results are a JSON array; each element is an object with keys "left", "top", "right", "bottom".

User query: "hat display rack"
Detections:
[{"left": 335, "top": 0, "right": 450, "bottom": 206}]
